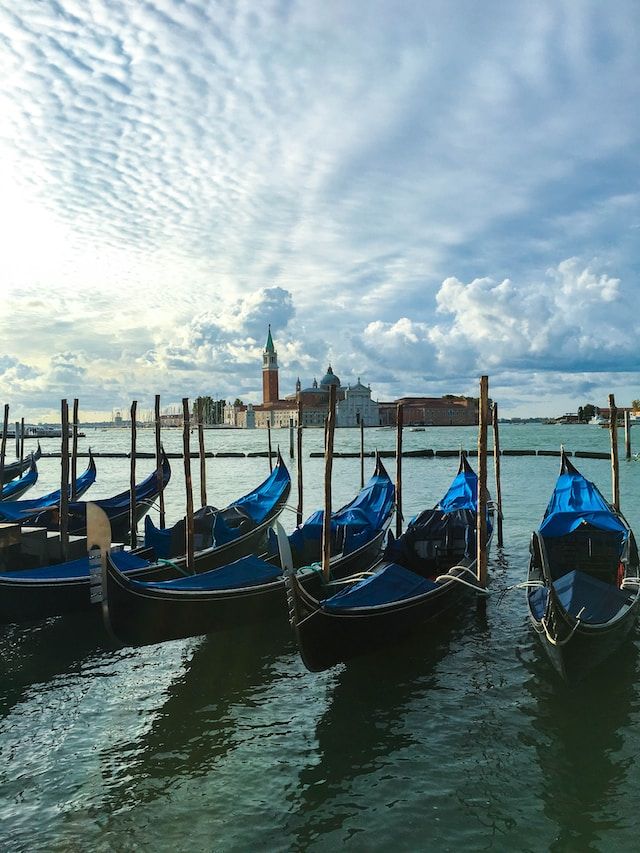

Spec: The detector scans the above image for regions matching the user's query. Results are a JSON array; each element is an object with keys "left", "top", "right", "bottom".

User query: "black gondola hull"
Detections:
[
  {"left": 103, "top": 526, "right": 386, "bottom": 647},
  {"left": 288, "top": 565, "right": 474, "bottom": 672},
  {"left": 529, "top": 598, "right": 640, "bottom": 684}
]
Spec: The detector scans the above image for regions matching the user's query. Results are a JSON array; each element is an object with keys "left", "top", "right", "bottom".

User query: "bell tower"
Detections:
[{"left": 262, "top": 325, "right": 279, "bottom": 404}]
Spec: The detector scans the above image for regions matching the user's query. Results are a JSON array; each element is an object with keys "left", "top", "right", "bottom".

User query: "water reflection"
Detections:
[
  {"left": 0, "top": 613, "right": 109, "bottom": 718},
  {"left": 522, "top": 640, "right": 639, "bottom": 851},
  {"left": 97, "top": 618, "right": 295, "bottom": 812},
  {"left": 288, "top": 610, "right": 466, "bottom": 849}
]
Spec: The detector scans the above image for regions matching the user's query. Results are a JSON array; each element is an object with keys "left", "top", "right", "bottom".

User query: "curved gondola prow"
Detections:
[{"left": 559, "top": 446, "right": 580, "bottom": 476}]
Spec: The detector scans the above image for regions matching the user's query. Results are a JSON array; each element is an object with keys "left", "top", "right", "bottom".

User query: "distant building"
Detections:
[
  {"left": 378, "top": 395, "right": 480, "bottom": 426},
  {"left": 224, "top": 329, "right": 379, "bottom": 428}
]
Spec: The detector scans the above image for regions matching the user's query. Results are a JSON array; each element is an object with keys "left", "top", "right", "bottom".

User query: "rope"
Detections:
[
  {"left": 541, "top": 606, "right": 585, "bottom": 647},
  {"left": 326, "top": 571, "right": 378, "bottom": 587},
  {"left": 621, "top": 577, "right": 640, "bottom": 589},
  {"left": 157, "top": 557, "right": 194, "bottom": 577},
  {"left": 496, "top": 580, "right": 544, "bottom": 605},
  {"left": 434, "top": 569, "right": 490, "bottom": 596}
]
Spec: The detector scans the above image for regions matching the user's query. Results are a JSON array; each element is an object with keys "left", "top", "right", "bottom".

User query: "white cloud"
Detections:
[{"left": 1, "top": 1, "right": 639, "bottom": 418}]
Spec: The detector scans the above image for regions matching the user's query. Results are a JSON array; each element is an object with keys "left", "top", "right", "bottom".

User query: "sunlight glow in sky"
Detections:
[{"left": 1, "top": 0, "right": 639, "bottom": 420}]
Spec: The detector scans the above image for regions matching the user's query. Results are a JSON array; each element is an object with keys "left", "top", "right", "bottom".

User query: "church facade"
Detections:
[{"left": 224, "top": 329, "right": 380, "bottom": 428}]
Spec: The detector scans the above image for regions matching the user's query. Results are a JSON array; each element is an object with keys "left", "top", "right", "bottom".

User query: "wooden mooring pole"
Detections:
[
  {"left": 155, "top": 395, "right": 166, "bottom": 529},
  {"left": 20, "top": 417, "right": 24, "bottom": 466},
  {"left": 183, "top": 398, "right": 195, "bottom": 573},
  {"left": 289, "top": 417, "right": 294, "bottom": 459},
  {"left": 624, "top": 410, "right": 631, "bottom": 461},
  {"left": 71, "top": 398, "right": 79, "bottom": 501},
  {"left": 198, "top": 398, "right": 207, "bottom": 508},
  {"left": 322, "top": 385, "right": 337, "bottom": 582},
  {"left": 296, "top": 399, "right": 303, "bottom": 527},
  {"left": 492, "top": 401, "right": 503, "bottom": 547},
  {"left": 129, "top": 401, "right": 137, "bottom": 547},
  {"left": 0, "top": 403, "right": 8, "bottom": 499},
  {"left": 477, "top": 376, "right": 489, "bottom": 587},
  {"left": 609, "top": 393, "right": 620, "bottom": 511},
  {"left": 360, "top": 418, "right": 365, "bottom": 489},
  {"left": 395, "top": 403, "right": 404, "bottom": 538},
  {"left": 60, "top": 399, "right": 69, "bottom": 562},
  {"left": 267, "top": 421, "right": 273, "bottom": 473}
]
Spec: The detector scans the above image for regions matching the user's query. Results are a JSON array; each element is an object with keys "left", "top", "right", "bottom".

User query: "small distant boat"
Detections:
[
  {"left": 527, "top": 449, "right": 640, "bottom": 683},
  {"left": 285, "top": 454, "right": 493, "bottom": 672},
  {"left": 409, "top": 427, "right": 426, "bottom": 432},
  {"left": 0, "top": 458, "right": 38, "bottom": 501}
]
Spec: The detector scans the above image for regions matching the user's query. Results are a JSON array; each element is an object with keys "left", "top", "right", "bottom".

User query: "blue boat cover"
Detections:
[
  {"left": 529, "top": 569, "right": 632, "bottom": 624},
  {"left": 131, "top": 554, "right": 281, "bottom": 591},
  {"left": 0, "top": 549, "right": 151, "bottom": 581},
  {"left": 288, "top": 467, "right": 394, "bottom": 552},
  {"left": 438, "top": 465, "right": 477, "bottom": 512},
  {"left": 144, "top": 459, "right": 290, "bottom": 557},
  {"left": 0, "top": 464, "right": 38, "bottom": 500},
  {"left": 539, "top": 469, "right": 627, "bottom": 538},
  {"left": 0, "top": 461, "right": 97, "bottom": 522},
  {"left": 322, "top": 562, "right": 438, "bottom": 612}
]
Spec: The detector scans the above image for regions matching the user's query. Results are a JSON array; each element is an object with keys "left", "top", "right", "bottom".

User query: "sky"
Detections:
[{"left": 1, "top": 0, "right": 639, "bottom": 421}]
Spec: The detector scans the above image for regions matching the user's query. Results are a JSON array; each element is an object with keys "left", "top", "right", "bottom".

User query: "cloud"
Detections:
[{"left": 1, "top": 1, "right": 639, "bottom": 418}]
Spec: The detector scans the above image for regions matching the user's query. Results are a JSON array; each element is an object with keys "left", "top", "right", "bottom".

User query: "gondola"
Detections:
[
  {"left": 0, "top": 458, "right": 38, "bottom": 501},
  {"left": 0, "top": 452, "right": 97, "bottom": 524},
  {"left": 0, "top": 453, "right": 289, "bottom": 625},
  {"left": 99, "top": 455, "right": 394, "bottom": 647},
  {"left": 527, "top": 450, "right": 640, "bottom": 683},
  {"left": 27, "top": 451, "right": 172, "bottom": 539},
  {"left": 285, "top": 454, "right": 492, "bottom": 672},
  {"left": 0, "top": 443, "right": 42, "bottom": 484}
]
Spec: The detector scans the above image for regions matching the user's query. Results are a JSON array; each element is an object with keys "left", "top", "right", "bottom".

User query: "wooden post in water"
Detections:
[
  {"left": 0, "top": 404, "right": 9, "bottom": 499},
  {"left": 60, "top": 399, "right": 70, "bottom": 561},
  {"left": 289, "top": 417, "right": 295, "bottom": 459},
  {"left": 71, "top": 398, "right": 79, "bottom": 501},
  {"left": 492, "top": 401, "right": 504, "bottom": 547},
  {"left": 183, "top": 398, "right": 195, "bottom": 574},
  {"left": 296, "top": 399, "right": 303, "bottom": 527},
  {"left": 198, "top": 398, "right": 207, "bottom": 507},
  {"left": 624, "top": 410, "right": 631, "bottom": 461},
  {"left": 609, "top": 393, "right": 620, "bottom": 511},
  {"left": 155, "top": 394, "right": 166, "bottom": 529},
  {"left": 395, "top": 403, "right": 404, "bottom": 538},
  {"left": 322, "top": 385, "right": 337, "bottom": 582},
  {"left": 267, "top": 420, "right": 273, "bottom": 472},
  {"left": 360, "top": 418, "right": 365, "bottom": 489},
  {"left": 19, "top": 417, "right": 24, "bottom": 466},
  {"left": 14, "top": 422, "right": 19, "bottom": 459},
  {"left": 129, "top": 401, "right": 138, "bottom": 547},
  {"left": 477, "top": 376, "right": 489, "bottom": 587}
]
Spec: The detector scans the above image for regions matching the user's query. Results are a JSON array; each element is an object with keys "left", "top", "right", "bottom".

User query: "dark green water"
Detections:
[{"left": 2, "top": 424, "right": 640, "bottom": 851}]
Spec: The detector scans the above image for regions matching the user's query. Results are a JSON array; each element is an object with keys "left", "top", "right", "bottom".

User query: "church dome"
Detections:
[{"left": 320, "top": 365, "right": 341, "bottom": 388}]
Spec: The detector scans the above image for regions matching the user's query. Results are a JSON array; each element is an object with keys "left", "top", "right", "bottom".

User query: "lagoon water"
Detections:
[{"left": 2, "top": 423, "right": 640, "bottom": 851}]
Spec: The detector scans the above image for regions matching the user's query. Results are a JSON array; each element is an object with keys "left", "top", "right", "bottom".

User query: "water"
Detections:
[{"left": 2, "top": 423, "right": 640, "bottom": 852}]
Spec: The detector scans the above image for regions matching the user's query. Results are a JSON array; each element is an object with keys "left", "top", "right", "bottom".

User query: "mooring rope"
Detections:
[{"left": 541, "top": 606, "right": 586, "bottom": 646}]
